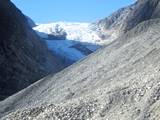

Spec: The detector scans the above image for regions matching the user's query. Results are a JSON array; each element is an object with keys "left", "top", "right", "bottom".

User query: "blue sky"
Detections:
[{"left": 12, "top": 0, "right": 135, "bottom": 23}]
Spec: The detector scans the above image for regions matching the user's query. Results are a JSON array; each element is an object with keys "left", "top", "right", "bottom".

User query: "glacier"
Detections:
[{"left": 33, "top": 22, "right": 102, "bottom": 61}]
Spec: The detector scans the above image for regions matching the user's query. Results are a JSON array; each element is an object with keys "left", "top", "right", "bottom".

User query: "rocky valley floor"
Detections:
[{"left": 1, "top": 19, "right": 160, "bottom": 120}]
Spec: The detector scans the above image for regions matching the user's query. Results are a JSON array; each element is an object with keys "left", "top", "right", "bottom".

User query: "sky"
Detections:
[{"left": 11, "top": 0, "right": 135, "bottom": 23}]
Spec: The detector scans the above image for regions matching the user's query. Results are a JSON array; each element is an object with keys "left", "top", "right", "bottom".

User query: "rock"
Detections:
[
  {"left": 25, "top": 16, "right": 36, "bottom": 27},
  {"left": 97, "top": 0, "right": 160, "bottom": 42},
  {"left": 0, "top": 0, "right": 65, "bottom": 100},
  {"left": 1, "top": 0, "right": 160, "bottom": 120}
]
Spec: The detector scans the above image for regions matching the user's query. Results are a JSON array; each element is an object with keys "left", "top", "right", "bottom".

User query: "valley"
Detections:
[{"left": 0, "top": 0, "right": 160, "bottom": 120}]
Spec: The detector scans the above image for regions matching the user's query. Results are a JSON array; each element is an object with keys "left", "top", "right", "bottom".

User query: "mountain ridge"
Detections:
[{"left": 97, "top": 0, "right": 160, "bottom": 42}]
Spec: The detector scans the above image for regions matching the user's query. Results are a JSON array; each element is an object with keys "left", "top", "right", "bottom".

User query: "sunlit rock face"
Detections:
[
  {"left": 0, "top": 0, "right": 65, "bottom": 100},
  {"left": 97, "top": 0, "right": 160, "bottom": 42}
]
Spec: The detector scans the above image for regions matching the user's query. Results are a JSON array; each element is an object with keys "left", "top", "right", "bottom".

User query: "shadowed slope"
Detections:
[{"left": 0, "top": 0, "right": 65, "bottom": 100}]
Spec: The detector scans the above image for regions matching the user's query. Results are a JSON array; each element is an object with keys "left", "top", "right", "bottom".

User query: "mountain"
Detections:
[
  {"left": 0, "top": 0, "right": 66, "bottom": 100},
  {"left": 96, "top": 5, "right": 133, "bottom": 41},
  {"left": 34, "top": 22, "right": 102, "bottom": 62},
  {"left": 97, "top": 0, "right": 160, "bottom": 42},
  {"left": 1, "top": 0, "right": 160, "bottom": 119},
  {"left": 25, "top": 16, "right": 36, "bottom": 27}
]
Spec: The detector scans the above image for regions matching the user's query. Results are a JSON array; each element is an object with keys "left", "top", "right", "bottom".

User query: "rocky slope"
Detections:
[
  {"left": 0, "top": 0, "right": 160, "bottom": 119},
  {"left": 1, "top": 18, "right": 160, "bottom": 120},
  {"left": 0, "top": 0, "right": 66, "bottom": 100},
  {"left": 97, "top": 0, "right": 160, "bottom": 42}
]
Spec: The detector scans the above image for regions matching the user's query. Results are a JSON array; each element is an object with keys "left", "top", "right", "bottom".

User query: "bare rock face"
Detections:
[
  {"left": 0, "top": 0, "right": 65, "bottom": 100},
  {"left": 97, "top": 6, "right": 132, "bottom": 32},
  {"left": 97, "top": 0, "right": 160, "bottom": 41},
  {"left": 123, "top": 0, "right": 160, "bottom": 32}
]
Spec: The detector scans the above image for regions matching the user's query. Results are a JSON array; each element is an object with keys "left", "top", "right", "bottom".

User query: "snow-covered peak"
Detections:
[{"left": 33, "top": 22, "right": 102, "bottom": 44}]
